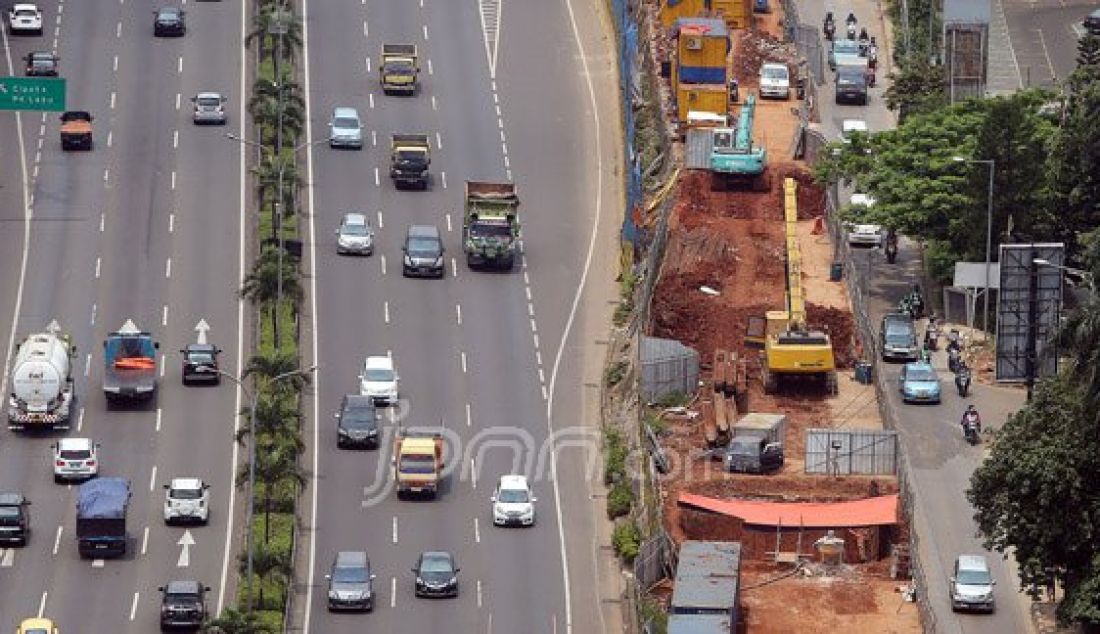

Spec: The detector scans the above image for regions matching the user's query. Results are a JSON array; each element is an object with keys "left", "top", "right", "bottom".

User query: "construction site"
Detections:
[{"left": 620, "top": 0, "right": 923, "bottom": 631}]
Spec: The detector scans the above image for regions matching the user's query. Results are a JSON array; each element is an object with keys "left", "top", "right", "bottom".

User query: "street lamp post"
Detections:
[
  {"left": 205, "top": 365, "right": 316, "bottom": 615},
  {"left": 952, "top": 156, "right": 995, "bottom": 334}
]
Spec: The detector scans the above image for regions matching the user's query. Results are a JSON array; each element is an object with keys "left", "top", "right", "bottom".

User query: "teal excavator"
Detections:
[{"left": 708, "top": 93, "right": 768, "bottom": 190}]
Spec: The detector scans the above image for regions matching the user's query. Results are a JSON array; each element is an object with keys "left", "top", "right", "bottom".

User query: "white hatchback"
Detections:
[
  {"left": 163, "top": 477, "right": 210, "bottom": 525},
  {"left": 359, "top": 355, "right": 398, "bottom": 406},
  {"left": 53, "top": 437, "right": 99, "bottom": 482},
  {"left": 491, "top": 474, "right": 536, "bottom": 527}
]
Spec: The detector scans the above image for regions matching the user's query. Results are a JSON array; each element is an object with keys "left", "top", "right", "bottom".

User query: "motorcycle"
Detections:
[
  {"left": 948, "top": 346, "right": 962, "bottom": 374},
  {"left": 866, "top": 67, "right": 877, "bottom": 88},
  {"left": 955, "top": 363, "right": 972, "bottom": 397},
  {"left": 899, "top": 290, "right": 924, "bottom": 320},
  {"left": 847, "top": 22, "right": 857, "bottom": 39},
  {"left": 924, "top": 324, "right": 939, "bottom": 352},
  {"left": 884, "top": 231, "right": 898, "bottom": 263},
  {"left": 963, "top": 418, "right": 980, "bottom": 445},
  {"left": 823, "top": 13, "right": 835, "bottom": 40}
]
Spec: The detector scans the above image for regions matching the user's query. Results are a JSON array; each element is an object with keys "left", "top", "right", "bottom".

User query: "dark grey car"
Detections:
[
  {"left": 153, "top": 7, "right": 185, "bottom": 36},
  {"left": 413, "top": 550, "right": 459, "bottom": 597},
  {"left": 326, "top": 550, "right": 375, "bottom": 611},
  {"left": 835, "top": 63, "right": 868, "bottom": 105},
  {"left": 402, "top": 224, "right": 445, "bottom": 278},
  {"left": 335, "top": 395, "right": 380, "bottom": 449}
]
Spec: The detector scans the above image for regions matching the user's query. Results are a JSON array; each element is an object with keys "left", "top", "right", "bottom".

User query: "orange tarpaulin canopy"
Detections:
[
  {"left": 114, "top": 357, "right": 156, "bottom": 370},
  {"left": 678, "top": 492, "right": 899, "bottom": 528}
]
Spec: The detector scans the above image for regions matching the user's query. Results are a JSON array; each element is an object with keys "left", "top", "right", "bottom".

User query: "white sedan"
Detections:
[
  {"left": 8, "top": 3, "right": 42, "bottom": 34},
  {"left": 846, "top": 194, "right": 882, "bottom": 247}
]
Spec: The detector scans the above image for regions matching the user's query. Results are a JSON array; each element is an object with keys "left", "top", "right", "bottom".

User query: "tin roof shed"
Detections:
[{"left": 670, "top": 540, "right": 741, "bottom": 616}]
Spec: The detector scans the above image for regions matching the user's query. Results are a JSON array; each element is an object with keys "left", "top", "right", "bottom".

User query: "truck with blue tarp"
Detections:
[{"left": 76, "top": 477, "right": 130, "bottom": 558}]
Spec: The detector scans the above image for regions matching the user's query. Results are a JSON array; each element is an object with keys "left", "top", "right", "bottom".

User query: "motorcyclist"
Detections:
[
  {"left": 846, "top": 12, "right": 857, "bottom": 39},
  {"left": 823, "top": 13, "right": 836, "bottom": 40},
  {"left": 868, "top": 37, "right": 878, "bottom": 69},
  {"left": 961, "top": 405, "right": 981, "bottom": 433},
  {"left": 884, "top": 229, "right": 898, "bottom": 262},
  {"left": 846, "top": 12, "right": 857, "bottom": 25}
]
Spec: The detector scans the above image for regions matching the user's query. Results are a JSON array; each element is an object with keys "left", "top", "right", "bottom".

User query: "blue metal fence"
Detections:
[{"left": 611, "top": 0, "right": 643, "bottom": 249}]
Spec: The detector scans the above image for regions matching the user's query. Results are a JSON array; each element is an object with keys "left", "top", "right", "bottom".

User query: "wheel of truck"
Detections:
[{"left": 501, "top": 255, "right": 515, "bottom": 271}]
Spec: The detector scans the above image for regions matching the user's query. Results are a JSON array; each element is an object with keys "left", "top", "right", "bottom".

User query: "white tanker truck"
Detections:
[{"left": 7, "top": 320, "right": 76, "bottom": 430}]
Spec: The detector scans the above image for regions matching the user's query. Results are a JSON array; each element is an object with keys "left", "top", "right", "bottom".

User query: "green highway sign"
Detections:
[{"left": 0, "top": 77, "right": 66, "bottom": 112}]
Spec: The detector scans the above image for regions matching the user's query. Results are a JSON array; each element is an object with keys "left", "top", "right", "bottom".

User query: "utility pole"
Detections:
[{"left": 269, "top": 4, "right": 289, "bottom": 351}]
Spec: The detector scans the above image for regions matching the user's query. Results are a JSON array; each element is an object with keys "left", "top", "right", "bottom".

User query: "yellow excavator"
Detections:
[{"left": 745, "top": 177, "right": 838, "bottom": 395}]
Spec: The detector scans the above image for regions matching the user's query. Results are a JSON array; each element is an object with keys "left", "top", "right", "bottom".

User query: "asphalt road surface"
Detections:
[
  {"left": 298, "top": 0, "right": 616, "bottom": 631},
  {"left": 0, "top": 0, "right": 248, "bottom": 630},
  {"left": 1002, "top": 0, "right": 1099, "bottom": 89},
  {"left": 797, "top": 0, "right": 1033, "bottom": 631}
]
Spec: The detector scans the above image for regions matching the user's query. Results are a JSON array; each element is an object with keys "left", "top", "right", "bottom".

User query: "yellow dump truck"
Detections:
[
  {"left": 379, "top": 44, "right": 419, "bottom": 95},
  {"left": 393, "top": 429, "right": 444, "bottom": 499}
]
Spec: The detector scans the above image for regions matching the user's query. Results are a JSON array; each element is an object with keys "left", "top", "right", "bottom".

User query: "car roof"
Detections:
[
  {"left": 0, "top": 492, "right": 26, "bottom": 505},
  {"left": 341, "top": 212, "right": 369, "bottom": 225},
  {"left": 407, "top": 224, "right": 440, "bottom": 239},
  {"left": 29, "top": 51, "right": 55, "bottom": 58},
  {"left": 498, "top": 474, "right": 529, "bottom": 489},
  {"left": 19, "top": 619, "right": 54, "bottom": 629},
  {"left": 1090, "top": 8, "right": 1100, "bottom": 18},
  {"left": 332, "top": 107, "right": 359, "bottom": 119},
  {"left": 165, "top": 579, "right": 203, "bottom": 594},
  {"left": 195, "top": 92, "right": 222, "bottom": 100},
  {"left": 905, "top": 361, "right": 934, "bottom": 372},
  {"left": 185, "top": 343, "right": 216, "bottom": 353},
  {"left": 364, "top": 355, "right": 393, "bottom": 368},
  {"left": 13, "top": 4, "right": 39, "bottom": 10},
  {"left": 170, "top": 477, "right": 204, "bottom": 489},
  {"left": 956, "top": 554, "right": 990, "bottom": 571},
  {"left": 335, "top": 550, "right": 369, "bottom": 567},
  {"left": 421, "top": 550, "right": 453, "bottom": 562},
  {"left": 58, "top": 437, "right": 93, "bottom": 450},
  {"left": 342, "top": 394, "right": 375, "bottom": 408}
]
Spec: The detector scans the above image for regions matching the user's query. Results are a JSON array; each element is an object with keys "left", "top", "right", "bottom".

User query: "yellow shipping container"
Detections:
[
  {"left": 660, "top": 0, "right": 753, "bottom": 30},
  {"left": 675, "top": 18, "right": 730, "bottom": 72},
  {"left": 676, "top": 84, "right": 728, "bottom": 122}
]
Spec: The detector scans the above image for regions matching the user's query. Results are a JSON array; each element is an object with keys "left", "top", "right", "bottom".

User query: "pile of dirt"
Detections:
[
  {"left": 807, "top": 304, "right": 857, "bottom": 369},
  {"left": 772, "top": 163, "right": 828, "bottom": 218},
  {"left": 731, "top": 28, "right": 799, "bottom": 87}
]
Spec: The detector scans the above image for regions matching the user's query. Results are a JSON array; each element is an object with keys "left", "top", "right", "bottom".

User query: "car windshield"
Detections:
[
  {"left": 385, "top": 60, "right": 415, "bottom": 72},
  {"left": 885, "top": 324, "right": 911, "bottom": 337},
  {"left": 0, "top": 507, "right": 19, "bottom": 518},
  {"left": 837, "top": 68, "right": 865, "bottom": 84},
  {"left": 32, "top": 59, "right": 53, "bottom": 67},
  {"left": 333, "top": 117, "right": 359, "bottom": 129},
  {"left": 23, "top": 630, "right": 48, "bottom": 634},
  {"left": 420, "top": 555, "right": 452, "bottom": 573},
  {"left": 956, "top": 569, "right": 991, "bottom": 585},
  {"left": 342, "top": 407, "right": 376, "bottom": 427},
  {"left": 59, "top": 449, "right": 90, "bottom": 460},
  {"left": 407, "top": 237, "right": 439, "bottom": 257},
  {"left": 166, "top": 593, "right": 198, "bottom": 605},
  {"left": 762, "top": 67, "right": 787, "bottom": 80},
  {"left": 332, "top": 565, "right": 369, "bottom": 583},
  {"left": 170, "top": 487, "right": 203, "bottom": 500},
  {"left": 498, "top": 488, "right": 528, "bottom": 503},
  {"left": 364, "top": 368, "right": 393, "bottom": 382},
  {"left": 396, "top": 149, "right": 425, "bottom": 162},
  {"left": 187, "top": 351, "right": 214, "bottom": 363},
  {"left": 196, "top": 97, "right": 220, "bottom": 107},
  {"left": 834, "top": 41, "right": 860, "bottom": 55},
  {"left": 158, "top": 10, "right": 179, "bottom": 20},
  {"left": 341, "top": 222, "right": 370, "bottom": 236},
  {"left": 399, "top": 455, "right": 436, "bottom": 474},
  {"left": 906, "top": 368, "right": 936, "bottom": 382},
  {"left": 15, "top": 9, "right": 36, "bottom": 16},
  {"left": 106, "top": 337, "right": 156, "bottom": 360}
]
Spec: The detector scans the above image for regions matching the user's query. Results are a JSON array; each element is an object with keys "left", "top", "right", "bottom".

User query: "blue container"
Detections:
[
  {"left": 855, "top": 361, "right": 873, "bottom": 384},
  {"left": 678, "top": 65, "right": 727, "bottom": 84}
]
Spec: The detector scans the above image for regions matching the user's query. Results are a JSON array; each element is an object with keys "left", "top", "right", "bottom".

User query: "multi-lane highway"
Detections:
[
  {"left": 0, "top": 0, "right": 247, "bottom": 629},
  {"left": 1001, "top": 0, "right": 1098, "bottom": 89},
  {"left": 298, "top": 0, "right": 618, "bottom": 631}
]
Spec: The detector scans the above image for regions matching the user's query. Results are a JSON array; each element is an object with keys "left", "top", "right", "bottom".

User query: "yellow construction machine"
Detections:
[{"left": 745, "top": 177, "right": 838, "bottom": 395}]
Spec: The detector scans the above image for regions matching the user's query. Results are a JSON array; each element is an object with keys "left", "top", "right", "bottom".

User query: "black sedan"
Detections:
[
  {"left": 180, "top": 343, "right": 220, "bottom": 385},
  {"left": 412, "top": 551, "right": 459, "bottom": 598},
  {"left": 335, "top": 395, "right": 380, "bottom": 449},
  {"left": 24, "top": 51, "right": 58, "bottom": 76},
  {"left": 153, "top": 7, "right": 186, "bottom": 36}
]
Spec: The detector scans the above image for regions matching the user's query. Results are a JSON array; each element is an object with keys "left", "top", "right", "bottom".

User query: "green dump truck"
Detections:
[{"left": 462, "top": 181, "right": 520, "bottom": 270}]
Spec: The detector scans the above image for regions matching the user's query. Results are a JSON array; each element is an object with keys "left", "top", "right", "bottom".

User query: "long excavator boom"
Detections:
[
  {"left": 734, "top": 93, "right": 757, "bottom": 152},
  {"left": 783, "top": 178, "right": 806, "bottom": 330}
]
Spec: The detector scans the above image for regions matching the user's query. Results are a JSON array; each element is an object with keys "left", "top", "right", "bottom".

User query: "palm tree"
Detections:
[
  {"left": 238, "top": 392, "right": 303, "bottom": 448},
  {"left": 245, "top": 4, "right": 303, "bottom": 64},
  {"left": 204, "top": 608, "right": 273, "bottom": 634},
  {"left": 243, "top": 350, "right": 306, "bottom": 385},
  {"left": 239, "top": 440, "right": 305, "bottom": 542},
  {"left": 248, "top": 77, "right": 304, "bottom": 120},
  {"left": 238, "top": 539, "right": 291, "bottom": 610},
  {"left": 250, "top": 154, "right": 301, "bottom": 217},
  {"left": 240, "top": 248, "right": 302, "bottom": 330}
]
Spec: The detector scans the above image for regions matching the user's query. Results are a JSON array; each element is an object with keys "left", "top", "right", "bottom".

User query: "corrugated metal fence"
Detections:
[
  {"left": 611, "top": 0, "right": 644, "bottom": 250},
  {"left": 805, "top": 428, "right": 898, "bottom": 475}
]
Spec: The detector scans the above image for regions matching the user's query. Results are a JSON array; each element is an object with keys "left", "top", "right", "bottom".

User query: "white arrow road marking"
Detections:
[
  {"left": 177, "top": 529, "right": 195, "bottom": 567},
  {"left": 194, "top": 318, "right": 210, "bottom": 345}
]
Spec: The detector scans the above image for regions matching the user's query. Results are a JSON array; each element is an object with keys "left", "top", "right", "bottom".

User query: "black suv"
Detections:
[
  {"left": 880, "top": 313, "right": 918, "bottom": 361},
  {"left": 159, "top": 580, "right": 209, "bottom": 630},
  {"left": 0, "top": 493, "right": 30, "bottom": 546},
  {"left": 180, "top": 343, "right": 221, "bottom": 385},
  {"left": 402, "top": 224, "right": 445, "bottom": 278},
  {"left": 335, "top": 395, "right": 380, "bottom": 449},
  {"left": 153, "top": 7, "right": 186, "bottom": 36},
  {"left": 24, "top": 51, "right": 58, "bottom": 76}
]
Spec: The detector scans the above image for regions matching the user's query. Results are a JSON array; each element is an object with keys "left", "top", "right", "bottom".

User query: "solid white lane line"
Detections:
[
  {"left": 465, "top": 402, "right": 471, "bottom": 426},
  {"left": 441, "top": 171, "right": 447, "bottom": 189},
  {"left": 473, "top": 517, "right": 480, "bottom": 542},
  {"left": 84, "top": 353, "right": 91, "bottom": 377},
  {"left": 76, "top": 406, "right": 84, "bottom": 431},
  {"left": 95, "top": 257, "right": 101, "bottom": 279},
  {"left": 380, "top": 254, "right": 387, "bottom": 276},
  {"left": 390, "top": 577, "right": 396, "bottom": 608},
  {"left": 392, "top": 516, "right": 398, "bottom": 544},
  {"left": 455, "top": 303, "right": 462, "bottom": 325},
  {"left": 165, "top": 258, "right": 172, "bottom": 278},
  {"left": 162, "top": 305, "right": 168, "bottom": 326},
  {"left": 149, "top": 465, "right": 158, "bottom": 491},
  {"left": 141, "top": 526, "right": 150, "bottom": 555},
  {"left": 38, "top": 591, "right": 47, "bottom": 617},
  {"left": 129, "top": 592, "right": 139, "bottom": 621},
  {"left": 445, "top": 213, "right": 452, "bottom": 232},
  {"left": 156, "top": 408, "right": 162, "bottom": 431},
  {"left": 435, "top": 132, "right": 442, "bottom": 149},
  {"left": 460, "top": 351, "right": 467, "bottom": 373},
  {"left": 52, "top": 526, "right": 62, "bottom": 555},
  {"left": 427, "top": 58, "right": 433, "bottom": 75},
  {"left": 384, "top": 301, "right": 390, "bottom": 324}
]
